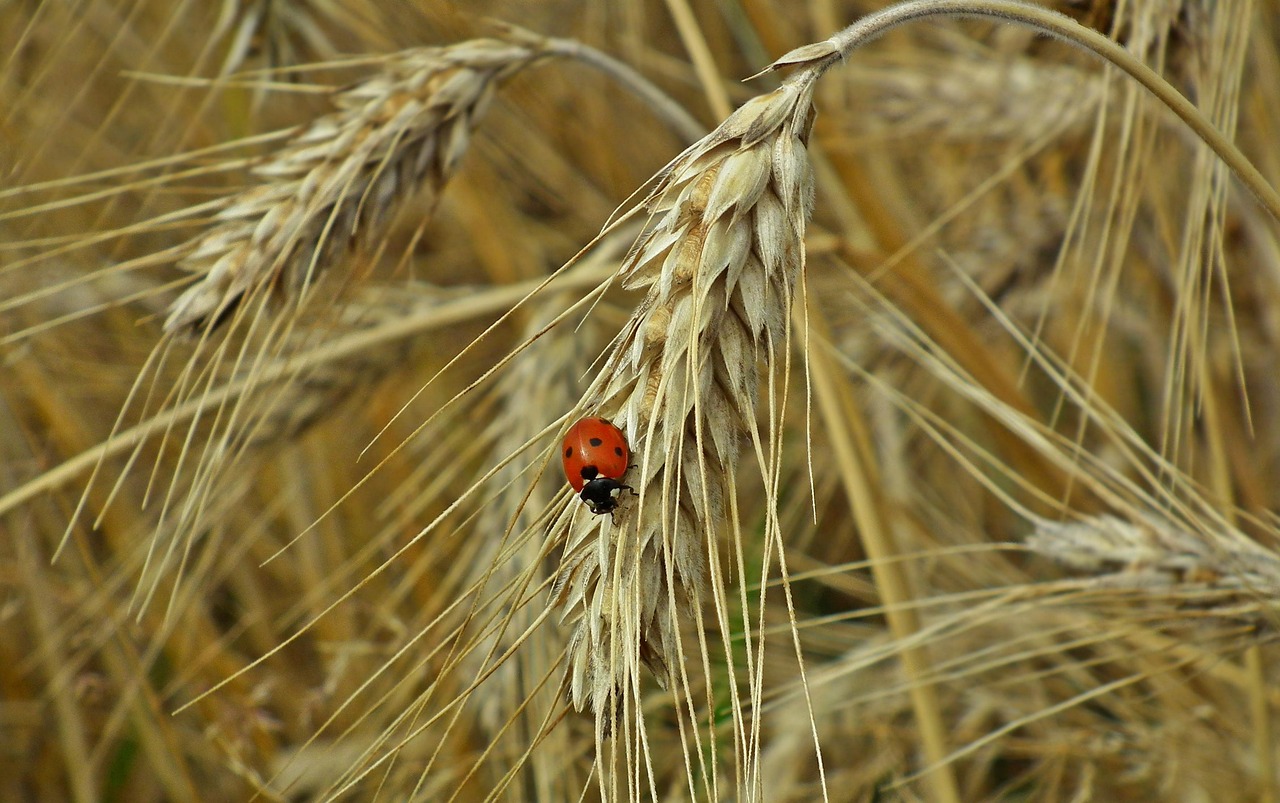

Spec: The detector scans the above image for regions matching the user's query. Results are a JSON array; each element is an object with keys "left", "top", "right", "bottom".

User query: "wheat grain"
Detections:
[
  {"left": 164, "top": 39, "right": 543, "bottom": 333},
  {"left": 551, "top": 66, "right": 820, "bottom": 717}
]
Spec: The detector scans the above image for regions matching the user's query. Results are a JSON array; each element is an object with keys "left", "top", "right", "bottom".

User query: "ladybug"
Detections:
[{"left": 562, "top": 417, "right": 635, "bottom": 515}]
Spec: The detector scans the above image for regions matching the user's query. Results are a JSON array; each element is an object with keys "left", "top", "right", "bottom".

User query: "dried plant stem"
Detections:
[
  {"left": 162, "top": 30, "right": 706, "bottom": 334},
  {"left": 1247, "top": 646, "right": 1277, "bottom": 803},
  {"left": 499, "top": 28, "right": 706, "bottom": 144},
  {"left": 768, "top": 0, "right": 1280, "bottom": 223},
  {"left": 806, "top": 307, "right": 962, "bottom": 803},
  {"left": 15, "top": 535, "right": 96, "bottom": 803},
  {"left": 662, "top": 0, "right": 733, "bottom": 119}
]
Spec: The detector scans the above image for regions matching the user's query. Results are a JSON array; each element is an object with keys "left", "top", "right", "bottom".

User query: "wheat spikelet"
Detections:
[
  {"left": 551, "top": 68, "right": 819, "bottom": 717},
  {"left": 164, "top": 39, "right": 542, "bottom": 333}
]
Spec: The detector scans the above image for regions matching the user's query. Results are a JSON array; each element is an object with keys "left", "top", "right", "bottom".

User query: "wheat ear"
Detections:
[
  {"left": 552, "top": 66, "right": 820, "bottom": 717},
  {"left": 1028, "top": 514, "right": 1280, "bottom": 603},
  {"left": 164, "top": 39, "right": 542, "bottom": 333}
]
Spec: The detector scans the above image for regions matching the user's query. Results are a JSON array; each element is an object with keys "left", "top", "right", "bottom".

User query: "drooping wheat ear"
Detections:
[
  {"left": 552, "top": 66, "right": 820, "bottom": 717},
  {"left": 164, "top": 39, "right": 542, "bottom": 333}
]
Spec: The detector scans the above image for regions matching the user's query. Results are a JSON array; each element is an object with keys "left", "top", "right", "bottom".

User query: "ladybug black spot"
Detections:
[
  {"left": 564, "top": 446, "right": 573, "bottom": 458},
  {"left": 579, "top": 465, "right": 599, "bottom": 481},
  {"left": 589, "top": 437, "right": 603, "bottom": 447},
  {"left": 614, "top": 447, "right": 623, "bottom": 456}
]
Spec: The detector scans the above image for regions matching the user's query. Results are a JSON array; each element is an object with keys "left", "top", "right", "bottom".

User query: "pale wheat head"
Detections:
[
  {"left": 165, "top": 39, "right": 542, "bottom": 333},
  {"left": 855, "top": 58, "right": 1099, "bottom": 141},
  {"left": 551, "top": 68, "right": 820, "bottom": 719},
  {"left": 1028, "top": 513, "right": 1280, "bottom": 606}
]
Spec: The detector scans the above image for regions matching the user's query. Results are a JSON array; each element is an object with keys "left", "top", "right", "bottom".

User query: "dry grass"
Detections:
[{"left": 4, "top": 0, "right": 1280, "bottom": 801}]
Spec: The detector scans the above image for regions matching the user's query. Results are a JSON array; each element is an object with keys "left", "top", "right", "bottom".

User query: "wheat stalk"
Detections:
[
  {"left": 550, "top": 65, "right": 820, "bottom": 724},
  {"left": 164, "top": 39, "right": 543, "bottom": 333}
]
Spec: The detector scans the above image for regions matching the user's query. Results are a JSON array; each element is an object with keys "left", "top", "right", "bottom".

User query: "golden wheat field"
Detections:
[{"left": 4, "top": 0, "right": 1280, "bottom": 800}]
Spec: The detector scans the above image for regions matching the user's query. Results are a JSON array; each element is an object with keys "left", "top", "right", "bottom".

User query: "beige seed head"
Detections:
[
  {"left": 1028, "top": 513, "right": 1280, "bottom": 591},
  {"left": 165, "top": 39, "right": 542, "bottom": 333},
  {"left": 551, "top": 69, "right": 820, "bottom": 715},
  {"left": 1028, "top": 514, "right": 1280, "bottom": 630}
]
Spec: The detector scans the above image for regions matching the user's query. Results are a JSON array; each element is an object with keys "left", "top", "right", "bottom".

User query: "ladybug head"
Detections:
[{"left": 579, "top": 477, "right": 633, "bottom": 516}]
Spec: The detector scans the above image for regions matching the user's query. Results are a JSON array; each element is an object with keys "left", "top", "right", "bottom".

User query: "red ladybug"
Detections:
[{"left": 562, "top": 417, "right": 635, "bottom": 515}]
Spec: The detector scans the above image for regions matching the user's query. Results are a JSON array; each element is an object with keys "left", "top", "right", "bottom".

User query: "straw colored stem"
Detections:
[
  {"left": 806, "top": 307, "right": 962, "bottom": 803},
  {"left": 16, "top": 534, "right": 97, "bottom": 803},
  {"left": 1248, "top": 646, "right": 1277, "bottom": 803},
  {"left": 663, "top": 0, "right": 733, "bottom": 119},
  {"left": 525, "top": 32, "right": 707, "bottom": 143},
  {"left": 774, "top": 0, "right": 1280, "bottom": 223}
]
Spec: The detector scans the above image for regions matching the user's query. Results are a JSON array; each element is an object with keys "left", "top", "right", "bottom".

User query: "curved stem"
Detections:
[
  {"left": 492, "top": 22, "right": 707, "bottom": 144},
  {"left": 545, "top": 35, "right": 707, "bottom": 142},
  {"left": 807, "top": 0, "right": 1280, "bottom": 222}
]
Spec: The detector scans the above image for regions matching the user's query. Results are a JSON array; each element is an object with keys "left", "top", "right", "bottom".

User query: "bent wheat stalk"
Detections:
[
  {"left": 770, "top": 0, "right": 1280, "bottom": 221},
  {"left": 161, "top": 31, "right": 702, "bottom": 336}
]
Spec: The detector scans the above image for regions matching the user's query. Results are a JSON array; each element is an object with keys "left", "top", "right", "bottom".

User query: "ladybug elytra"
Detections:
[{"left": 561, "top": 417, "right": 635, "bottom": 515}]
